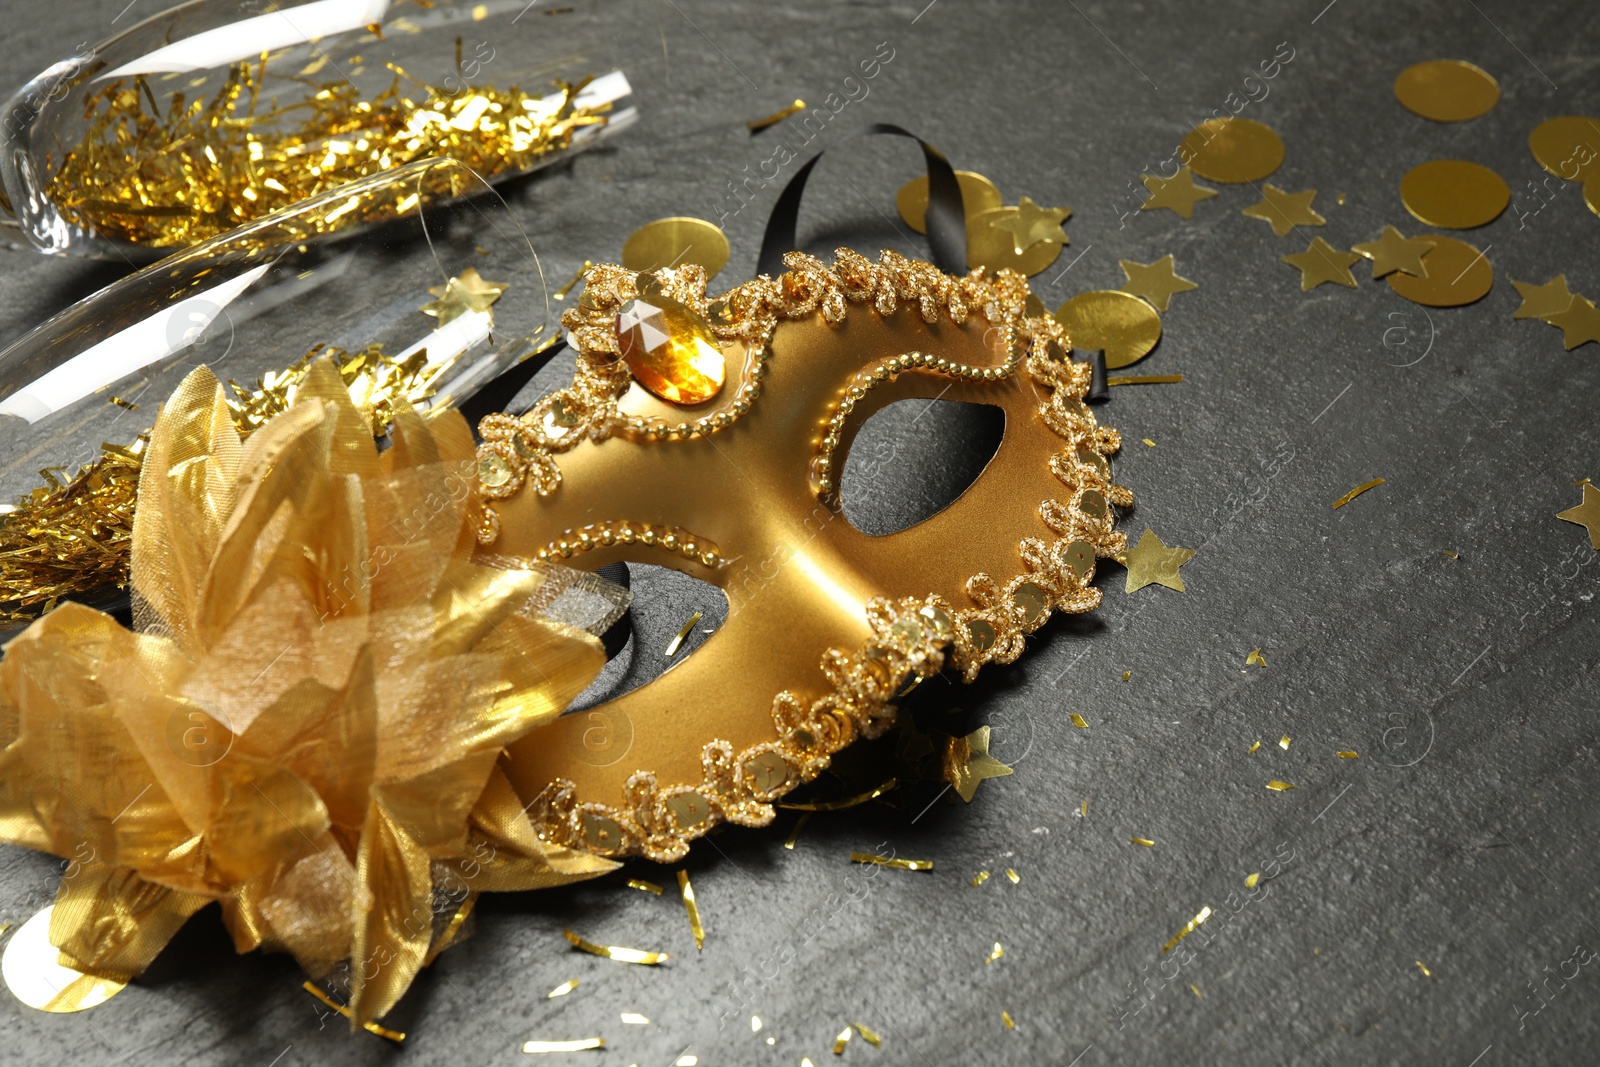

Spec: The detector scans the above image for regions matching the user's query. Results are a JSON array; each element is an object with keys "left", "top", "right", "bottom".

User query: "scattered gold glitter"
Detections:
[
  {"left": 554, "top": 260, "right": 593, "bottom": 300},
  {"left": 1, "top": 906, "right": 127, "bottom": 1013},
  {"left": 620, "top": 1013, "right": 650, "bottom": 1025},
  {"left": 1249, "top": 740, "right": 1262, "bottom": 753},
  {"left": 677, "top": 870, "right": 706, "bottom": 951},
  {"left": 944, "top": 725, "right": 1014, "bottom": 803},
  {"left": 1107, "top": 374, "right": 1184, "bottom": 386},
  {"left": 563, "top": 930, "right": 669, "bottom": 965},
  {"left": 971, "top": 870, "right": 991, "bottom": 886},
  {"left": 1123, "top": 528, "right": 1195, "bottom": 594},
  {"left": 1548, "top": 296, "right": 1600, "bottom": 350},
  {"left": 1139, "top": 166, "right": 1218, "bottom": 219},
  {"left": 990, "top": 196, "right": 1071, "bottom": 254},
  {"left": 420, "top": 267, "right": 509, "bottom": 326},
  {"left": 1387, "top": 236, "right": 1493, "bottom": 307},
  {"left": 1394, "top": 60, "right": 1500, "bottom": 122},
  {"left": 303, "top": 982, "right": 405, "bottom": 1042},
  {"left": 1282, "top": 237, "right": 1360, "bottom": 290},
  {"left": 1528, "top": 116, "right": 1600, "bottom": 183},
  {"left": 1352, "top": 226, "right": 1435, "bottom": 279},
  {"left": 1118, "top": 255, "right": 1198, "bottom": 312},
  {"left": 1162, "top": 906, "right": 1213, "bottom": 953},
  {"left": 1054, "top": 290, "right": 1162, "bottom": 369},
  {"left": 1180, "top": 117, "right": 1285, "bottom": 183},
  {"left": 1003, "top": 1010, "right": 1016, "bottom": 1029},
  {"left": 1005, "top": 868, "right": 1020, "bottom": 884},
  {"left": 779, "top": 779, "right": 898, "bottom": 811},
  {"left": 1279, "top": 735, "right": 1292, "bottom": 750},
  {"left": 1333, "top": 478, "right": 1386, "bottom": 509},
  {"left": 850, "top": 852, "right": 933, "bottom": 872},
  {"left": 1070, "top": 713, "right": 1089, "bottom": 729},
  {"left": 1132, "top": 837, "right": 1156, "bottom": 848},
  {"left": 784, "top": 812, "right": 811, "bottom": 849},
  {"left": 1244, "top": 873, "right": 1261, "bottom": 888},
  {"left": 986, "top": 942, "right": 1006, "bottom": 964},
  {"left": 1400, "top": 160, "right": 1509, "bottom": 229},
  {"left": 1511, "top": 276, "right": 1576, "bottom": 321},
  {"left": 896, "top": 170, "right": 1003, "bottom": 234},
  {"left": 665, "top": 611, "right": 704, "bottom": 657},
  {"left": 1265, "top": 780, "right": 1295, "bottom": 791},
  {"left": 46, "top": 66, "right": 611, "bottom": 249},
  {"left": 626, "top": 879, "right": 664, "bottom": 895},
  {"left": 1247, "top": 648, "right": 1267, "bottom": 667},
  {"left": 1338, "top": 751, "right": 1359, "bottom": 759},
  {"left": 1242, "top": 185, "right": 1326, "bottom": 236},
  {"left": 622, "top": 218, "right": 731, "bottom": 279},
  {"left": 748, "top": 98, "right": 806, "bottom": 132},
  {"left": 547, "top": 979, "right": 579, "bottom": 998},
  {"left": 1557, "top": 484, "right": 1600, "bottom": 548},
  {"left": 522, "top": 1038, "right": 606, "bottom": 1053}
]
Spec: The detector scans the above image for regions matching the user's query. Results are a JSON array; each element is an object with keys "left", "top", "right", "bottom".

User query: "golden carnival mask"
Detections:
[{"left": 473, "top": 248, "right": 1132, "bottom": 861}]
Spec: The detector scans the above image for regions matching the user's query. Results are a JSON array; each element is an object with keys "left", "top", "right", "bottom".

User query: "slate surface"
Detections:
[{"left": 3, "top": 1, "right": 1600, "bottom": 1064}]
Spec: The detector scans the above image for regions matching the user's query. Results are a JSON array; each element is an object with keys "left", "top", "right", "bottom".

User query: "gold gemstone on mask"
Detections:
[
  {"left": 966, "top": 618, "right": 998, "bottom": 652},
  {"left": 582, "top": 813, "right": 625, "bottom": 851},
  {"left": 1011, "top": 582, "right": 1050, "bottom": 626},
  {"left": 666, "top": 791, "right": 712, "bottom": 830},
  {"left": 615, "top": 291, "right": 727, "bottom": 405},
  {"left": 743, "top": 750, "right": 793, "bottom": 795},
  {"left": 1063, "top": 540, "right": 1096, "bottom": 579}
]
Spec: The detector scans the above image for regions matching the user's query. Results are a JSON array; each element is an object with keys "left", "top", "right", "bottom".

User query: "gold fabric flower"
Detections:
[{"left": 0, "top": 360, "right": 617, "bottom": 1024}]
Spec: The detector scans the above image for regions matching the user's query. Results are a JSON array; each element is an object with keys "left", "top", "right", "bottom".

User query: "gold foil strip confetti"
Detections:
[
  {"left": 833, "top": 1026, "right": 854, "bottom": 1054},
  {"left": 1162, "top": 906, "right": 1213, "bottom": 953},
  {"left": 1247, "top": 648, "right": 1267, "bottom": 667},
  {"left": 665, "top": 611, "right": 704, "bottom": 656},
  {"left": 779, "top": 778, "right": 898, "bottom": 811},
  {"left": 751, "top": 1016, "right": 763, "bottom": 1033},
  {"left": 1249, "top": 740, "right": 1262, "bottom": 753},
  {"left": 1279, "top": 735, "right": 1292, "bottom": 751},
  {"left": 748, "top": 98, "right": 807, "bottom": 132},
  {"left": 302, "top": 982, "right": 406, "bottom": 1042},
  {"left": 849, "top": 852, "right": 933, "bottom": 872},
  {"left": 1333, "top": 478, "right": 1386, "bottom": 509},
  {"left": 1131, "top": 837, "right": 1156, "bottom": 848},
  {"left": 854, "top": 1023, "right": 883, "bottom": 1048},
  {"left": 1338, "top": 751, "right": 1359, "bottom": 759},
  {"left": 1190, "top": 983, "right": 1204, "bottom": 999},
  {"left": 107, "top": 395, "right": 138, "bottom": 410},
  {"left": 1002, "top": 1010, "right": 1016, "bottom": 1029},
  {"left": 554, "top": 260, "right": 593, "bottom": 300},
  {"left": 971, "top": 870, "right": 991, "bottom": 887},
  {"left": 1080, "top": 801, "right": 1089, "bottom": 816},
  {"left": 620, "top": 1013, "right": 650, "bottom": 1025},
  {"left": 1122, "top": 671, "right": 1132, "bottom": 682},
  {"left": 1069, "top": 713, "right": 1089, "bottom": 729},
  {"left": 1144, "top": 438, "right": 1156, "bottom": 447},
  {"left": 986, "top": 942, "right": 1006, "bottom": 964},
  {"left": 547, "top": 979, "right": 579, "bottom": 999},
  {"left": 803, "top": 1060, "right": 818, "bottom": 1067},
  {"left": 522, "top": 1038, "right": 606, "bottom": 1054},
  {"left": 423, "top": 891, "right": 479, "bottom": 966},
  {"left": 1442, "top": 549, "right": 1460, "bottom": 560},
  {"left": 675, "top": 1057, "right": 699, "bottom": 1066},
  {"left": 677, "top": 870, "right": 706, "bottom": 951},
  {"left": 1245, "top": 873, "right": 1261, "bottom": 888},
  {"left": 626, "top": 878, "right": 664, "bottom": 895},
  {"left": 1266, "top": 780, "right": 1296, "bottom": 791},
  {"left": 1005, "top": 868, "right": 1021, "bottom": 885},
  {"left": 1102, "top": 371, "right": 1182, "bottom": 387},
  {"left": 1416, "top": 961, "right": 1432, "bottom": 977},
  {"left": 784, "top": 812, "right": 811, "bottom": 849},
  {"left": 563, "top": 930, "right": 669, "bottom": 965}
]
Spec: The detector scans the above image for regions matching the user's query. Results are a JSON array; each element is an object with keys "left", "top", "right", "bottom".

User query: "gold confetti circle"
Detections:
[
  {"left": 1179, "top": 118, "right": 1284, "bottom": 184},
  {"left": 621, "top": 217, "right": 730, "bottom": 279},
  {"left": 1386, "top": 236, "right": 1493, "bottom": 307},
  {"left": 1393, "top": 60, "right": 1500, "bottom": 122},
  {"left": 966, "top": 207, "right": 1062, "bottom": 278},
  {"left": 896, "top": 171, "right": 1003, "bottom": 234},
  {"left": 1528, "top": 116, "right": 1600, "bottom": 183},
  {"left": 1399, "top": 160, "right": 1509, "bottom": 229},
  {"left": 2, "top": 906, "right": 127, "bottom": 1013},
  {"left": 1054, "top": 291, "right": 1162, "bottom": 369}
]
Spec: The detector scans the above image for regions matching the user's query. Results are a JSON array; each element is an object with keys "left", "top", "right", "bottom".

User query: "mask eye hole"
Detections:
[
  {"left": 840, "top": 399, "right": 1005, "bottom": 537},
  {"left": 568, "top": 563, "right": 730, "bottom": 712}
]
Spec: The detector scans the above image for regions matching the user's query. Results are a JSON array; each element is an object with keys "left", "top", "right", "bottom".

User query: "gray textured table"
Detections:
[{"left": 3, "top": 0, "right": 1600, "bottom": 1064}]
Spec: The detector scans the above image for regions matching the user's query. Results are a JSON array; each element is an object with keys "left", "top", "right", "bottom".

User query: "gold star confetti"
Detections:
[
  {"left": 547, "top": 979, "right": 579, "bottom": 998},
  {"left": 991, "top": 196, "right": 1071, "bottom": 253},
  {"left": 563, "top": 930, "right": 669, "bottom": 965},
  {"left": 1511, "top": 275, "right": 1577, "bottom": 321},
  {"left": 1338, "top": 750, "right": 1359, "bottom": 759},
  {"left": 1123, "top": 528, "right": 1196, "bottom": 593},
  {"left": 419, "top": 266, "right": 509, "bottom": 326},
  {"left": 1282, "top": 238, "right": 1361, "bottom": 290},
  {"left": 522, "top": 1038, "right": 605, "bottom": 1053},
  {"left": 1246, "top": 648, "right": 1267, "bottom": 667},
  {"left": 850, "top": 852, "right": 933, "bottom": 872},
  {"left": 1131, "top": 837, "right": 1156, "bottom": 847},
  {"left": 1242, "top": 184, "right": 1326, "bottom": 236},
  {"left": 1118, "top": 255, "right": 1197, "bottom": 311},
  {"left": 971, "top": 870, "right": 991, "bottom": 887},
  {"left": 1069, "top": 713, "right": 1089, "bottom": 729},
  {"left": 1244, "top": 872, "right": 1260, "bottom": 888},
  {"left": 1279, "top": 735, "right": 1292, "bottom": 750},
  {"left": 1265, "top": 780, "right": 1296, "bottom": 791},
  {"left": 1558, "top": 483, "right": 1600, "bottom": 548},
  {"left": 677, "top": 870, "right": 705, "bottom": 951},
  {"left": 986, "top": 942, "right": 1006, "bottom": 964},
  {"left": 1162, "top": 906, "right": 1213, "bottom": 953},
  {"left": 944, "top": 725, "right": 1014, "bottom": 802},
  {"left": 1006, "top": 868, "right": 1021, "bottom": 884},
  {"left": 1547, "top": 295, "right": 1600, "bottom": 350},
  {"left": 1351, "top": 225, "right": 1435, "bottom": 279},
  {"left": 1140, "top": 167, "right": 1218, "bottom": 219},
  {"left": 1333, "top": 477, "right": 1386, "bottom": 509}
]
